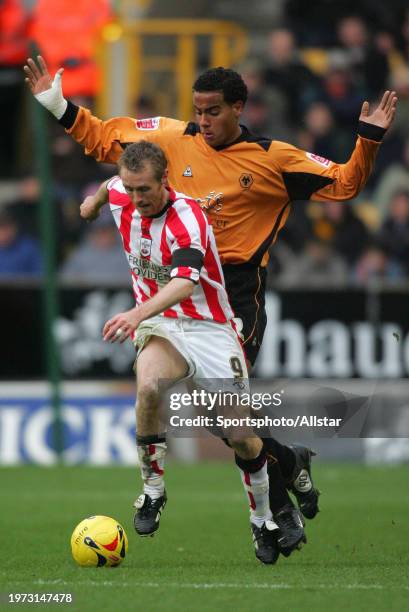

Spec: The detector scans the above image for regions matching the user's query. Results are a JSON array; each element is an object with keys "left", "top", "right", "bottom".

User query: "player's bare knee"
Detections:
[{"left": 137, "top": 380, "right": 161, "bottom": 409}]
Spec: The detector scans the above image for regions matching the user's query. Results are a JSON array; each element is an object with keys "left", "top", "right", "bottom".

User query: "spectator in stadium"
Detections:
[
  {"left": 59, "top": 205, "right": 130, "bottom": 284},
  {"left": 241, "top": 92, "right": 277, "bottom": 137},
  {"left": 297, "top": 101, "right": 351, "bottom": 162},
  {"left": 273, "top": 203, "right": 313, "bottom": 256},
  {"left": 238, "top": 59, "right": 265, "bottom": 96},
  {"left": 49, "top": 120, "right": 113, "bottom": 255},
  {"left": 353, "top": 241, "right": 403, "bottom": 285},
  {"left": 284, "top": 0, "right": 346, "bottom": 46},
  {"left": 0, "top": 0, "right": 29, "bottom": 177},
  {"left": 0, "top": 174, "right": 43, "bottom": 239},
  {"left": 319, "top": 59, "right": 365, "bottom": 131},
  {"left": 0, "top": 208, "right": 42, "bottom": 277},
  {"left": 335, "top": 16, "right": 389, "bottom": 98},
  {"left": 364, "top": 127, "right": 406, "bottom": 193},
  {"left": 277, "top": 238, "right": 349, "bottom": 288},
  {"left": 50, "top": 97, "right": 110, "bottom": 190},
  {"left": 263, "top": 28, "right": 320, "bottom": 126},
  {"left": 372, "top": 136, "right": 409, "bottom": 219},
  {"left": 311, "top": 200, "right": 369, "bottom": 267},
  {"left": 29, "top": 0, "right": 112, "bottom": 101},
  {"left": 377, "top": 190, "right": 409, "bottom": 275},
  {"left": 284, "top": 0, "right": 408, "bottom": 47},
  {"left": 0, "top": 175, "right": 39, "bottom": 209},
  {"left": 240, "top": 59, "right": 293, "bottom": 141},
  {"left": 132, "top": 94, "right": 158, "bottom": 120},
  {"left": 374, "top": 29, "right": 409, "bottom": 99}
]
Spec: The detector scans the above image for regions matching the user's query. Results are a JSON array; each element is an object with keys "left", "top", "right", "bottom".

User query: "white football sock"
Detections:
[
  {"left": 238, "top": 460, "right": 272, "bottom": 527},
  {"left": 137, "top": 442, "right": 166, "bottom": 500}
]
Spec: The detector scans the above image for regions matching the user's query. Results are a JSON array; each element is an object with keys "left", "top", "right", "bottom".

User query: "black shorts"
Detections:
[{"left": 222, "top": 263, "right": 267, "bottom": 367}]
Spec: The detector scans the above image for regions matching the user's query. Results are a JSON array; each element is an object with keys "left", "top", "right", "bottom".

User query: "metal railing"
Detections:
[{"left": 96, "top": 19, "right": 248, "bottom": 119}]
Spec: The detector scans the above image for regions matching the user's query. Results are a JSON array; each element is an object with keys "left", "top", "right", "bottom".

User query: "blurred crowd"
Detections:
[{"left": 0, "top": 0, "right": 408, "bottom": 287}]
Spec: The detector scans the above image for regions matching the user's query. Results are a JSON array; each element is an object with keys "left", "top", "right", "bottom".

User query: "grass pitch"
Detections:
[{"left": 0, "top": 462, "right": 408, "bottom": 611}]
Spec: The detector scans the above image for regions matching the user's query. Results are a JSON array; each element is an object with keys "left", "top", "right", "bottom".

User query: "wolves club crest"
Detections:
[
  {"left": 140, "top": 237, "right": 152, "bottom": 258},
  {"left": 239, "top": 173, "right": 253, "bottom": 189}
]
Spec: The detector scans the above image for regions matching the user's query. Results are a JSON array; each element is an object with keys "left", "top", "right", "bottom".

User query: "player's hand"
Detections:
[
  {"left": 359, "top": 90, "right": 398, "bottom": 131},
  {"left": 23, "top": 55, "right": 67, "bottom": 119},
  {"left": 23, "top": 56, "right": 60, "bottom": 95},
  {"left": 103, "top": 309, "right": 141, "bottom": 343},
  {"left": 80, "top": 196, "right": 102, "bottom": 222}
]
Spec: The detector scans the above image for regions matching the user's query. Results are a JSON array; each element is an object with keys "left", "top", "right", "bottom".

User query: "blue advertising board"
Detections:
[{"left": 0, "top": 383, "right": 137, "bottom": 465}]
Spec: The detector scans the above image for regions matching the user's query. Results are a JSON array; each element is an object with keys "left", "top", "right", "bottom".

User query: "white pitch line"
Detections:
[{"left": 31, "top": 579, "right": 409, "bottom": 591}]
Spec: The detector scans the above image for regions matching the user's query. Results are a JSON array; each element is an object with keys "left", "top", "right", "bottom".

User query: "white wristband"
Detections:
[{"left": 34, "top": 71, "right": 68, "bottom": 120}]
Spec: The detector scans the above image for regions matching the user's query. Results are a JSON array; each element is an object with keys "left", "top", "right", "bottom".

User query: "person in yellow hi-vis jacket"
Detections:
[{"left": 24, "top": 55, "right": 397, "bottom": 561}]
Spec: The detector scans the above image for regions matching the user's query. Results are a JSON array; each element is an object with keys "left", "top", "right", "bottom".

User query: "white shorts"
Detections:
[{"left": 133, "top": 316, "right": 248, "bottom": 385}]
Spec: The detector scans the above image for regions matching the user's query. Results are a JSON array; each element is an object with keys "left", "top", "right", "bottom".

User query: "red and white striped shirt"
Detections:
[{"left": 107, "top": 176, "right": 234, "bottom": 323}]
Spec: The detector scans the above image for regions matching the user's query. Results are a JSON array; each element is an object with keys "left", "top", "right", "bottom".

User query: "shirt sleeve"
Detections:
[
  {"left": 59, "top": 102, "right": 187, "bottom": 164},
  {"left": 170, "top": 248, "right": 204, "bottom": 284},
  {"left": 106, "top": 175, "right": 120, "bottom": 191},
  {"left": 106, "top": 175, "right": 131, "bottom": 210},
  {"left": 168, "top": 202, "right": 208, "bottom": 283},
  {"left": 272, "top": 122, "right": 386, "bottom": 202}
]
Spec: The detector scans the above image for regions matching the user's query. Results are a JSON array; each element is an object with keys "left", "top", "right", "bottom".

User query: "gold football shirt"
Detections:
[{"left": 67, "top": 108, "right": 382, "bottom": 266}]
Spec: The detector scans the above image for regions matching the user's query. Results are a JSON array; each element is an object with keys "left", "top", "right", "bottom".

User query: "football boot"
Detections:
[
  {"left": 133, "top": 491, "right": 167, "bottom": 536},
  {"left": 251, "top": 520, "right": 280, "bottom": 565},
  {"left": 288, "top": 445, "right": 320, "bottom": 519},
  {"left": 274, "top": 503, "right": 306, "bottom": 557}
]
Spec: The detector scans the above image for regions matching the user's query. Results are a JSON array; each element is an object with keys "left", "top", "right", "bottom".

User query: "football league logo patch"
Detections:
[
  {"left": 140, "top": 237, "right": 152, "bottom": 258},
  {"left": 306, "top": 152, "right": 331, "bottom": 167},
  {"left": 135, "top": 117, "right": 160, "bottom": 131}
]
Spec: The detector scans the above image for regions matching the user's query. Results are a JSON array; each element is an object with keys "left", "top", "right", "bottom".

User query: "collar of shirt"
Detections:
[{"left": 140, "top": 185, "right": 177, "bottom": 219}]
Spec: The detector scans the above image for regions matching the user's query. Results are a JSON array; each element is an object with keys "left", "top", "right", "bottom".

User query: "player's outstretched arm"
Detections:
[
  {"left": 102, "top": 278, "right": 195, "bottom": 343},
  {"left": 275, "top": 90, "right": 398, "bottom": 203},
  {"left": 23, "top": 56, "right": 67, "bottom": 120},
  {"left": 23, "top": 56, "right": 182, "bottom": 164},
  {"left": 80, "top": 180, "right": 110, "bottom": 221}
]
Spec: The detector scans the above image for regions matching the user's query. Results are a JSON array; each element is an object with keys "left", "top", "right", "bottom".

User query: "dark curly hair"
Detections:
[{"left": 193, "top": 67, "right": 248, "bottom": 105}]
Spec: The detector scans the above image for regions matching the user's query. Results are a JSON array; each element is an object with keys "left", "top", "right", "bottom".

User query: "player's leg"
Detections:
[
  {"left": 263, "top": 440, "right": 320, "bottom": 521},
  {"left": 187, "top": 319, "right": 281, "bottom": 564},
  {"left": 228, "top": 434, "right": 307, "bottom": 561},
  {"left": 225, "top": 325, "right": 307, "bottom": 551},
  {"left": 230, "top": 422, "right": 308, "bottom": 556},
  {"left": 224, "top": 264, "right": 320, "bottom": 526},
  {"left": 133, "top": 335, "right": 189, "bottom": 537},
  {"left": 285, "top": 444, "right": 320, "bottom": 520},
  {"left": 228, "top": 436, "right": 280, "bottom": 565}
]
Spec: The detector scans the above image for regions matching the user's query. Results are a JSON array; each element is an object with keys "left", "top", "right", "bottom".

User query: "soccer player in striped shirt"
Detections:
[
  {"left": 86, "top": 140, "right": 283, "bottom": 564},
  {"left": 25, "top": 56, "right": 397, "bottom": 556}
]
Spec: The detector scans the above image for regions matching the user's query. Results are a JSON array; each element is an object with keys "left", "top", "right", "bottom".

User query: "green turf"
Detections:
[{"left": 0, "top": 462, "right": 408, "bottom": 611}]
